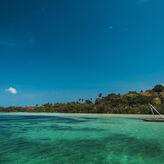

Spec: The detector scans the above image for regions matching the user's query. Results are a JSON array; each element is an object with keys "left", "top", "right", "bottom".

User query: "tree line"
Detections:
[{"left": 1, "top": 84, "right": 164, "bottom": 114}]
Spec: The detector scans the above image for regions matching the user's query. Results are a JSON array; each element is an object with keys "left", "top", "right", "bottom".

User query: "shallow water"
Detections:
[{"left": 0, "top": 113, "right": 164, "bottom": 164}]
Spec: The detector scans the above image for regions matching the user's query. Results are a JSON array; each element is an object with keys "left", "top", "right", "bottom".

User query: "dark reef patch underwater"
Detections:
[{"left": 0, "top": 113, "right": 164, "bottom": 164}]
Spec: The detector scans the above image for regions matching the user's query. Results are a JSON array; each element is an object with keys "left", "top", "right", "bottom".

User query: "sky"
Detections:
[{"left": 1, "top": 0, "right": 164, "bottom": 106}]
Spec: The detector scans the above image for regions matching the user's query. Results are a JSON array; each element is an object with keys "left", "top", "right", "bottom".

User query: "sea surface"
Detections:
[{"left": 0, "top": 113, "right": 164, "bottom": 164}]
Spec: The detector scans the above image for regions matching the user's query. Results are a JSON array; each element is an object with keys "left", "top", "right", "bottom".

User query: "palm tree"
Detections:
[{"left": 98, "top": 93, "right": 102, "bottom": 98}]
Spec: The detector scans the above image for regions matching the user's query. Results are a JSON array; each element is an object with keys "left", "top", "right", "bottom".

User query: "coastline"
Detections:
[{"left": 0, "top": 112, "right": 155, "bottom": 117}]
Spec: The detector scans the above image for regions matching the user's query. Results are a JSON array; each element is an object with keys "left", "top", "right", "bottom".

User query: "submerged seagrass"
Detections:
[{"left": 0, "top": 113, "right": 164, "bottom": 164}]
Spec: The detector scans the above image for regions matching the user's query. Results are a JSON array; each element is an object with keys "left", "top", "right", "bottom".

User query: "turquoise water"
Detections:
[{"left": 0, "top": 113, "right": 164, "bottom": 164}]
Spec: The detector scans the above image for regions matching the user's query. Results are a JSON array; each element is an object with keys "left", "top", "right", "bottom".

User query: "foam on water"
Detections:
[{"left": 0, "top": 113, "right": 164, "bottom": 164}]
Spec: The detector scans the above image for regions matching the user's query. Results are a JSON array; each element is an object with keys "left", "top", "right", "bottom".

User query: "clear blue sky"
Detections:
[{"left": 0, "top": 0, "right": 164, "bottom": 106}]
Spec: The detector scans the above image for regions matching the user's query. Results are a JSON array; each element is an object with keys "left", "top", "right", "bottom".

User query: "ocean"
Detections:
[{"left": 0, "top": 113, "right": 164, "bottom": 164}]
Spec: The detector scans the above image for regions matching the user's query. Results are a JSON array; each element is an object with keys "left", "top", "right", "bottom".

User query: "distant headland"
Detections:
[{"left": 1, "top": 84, "right": 164, "bottom": 114}]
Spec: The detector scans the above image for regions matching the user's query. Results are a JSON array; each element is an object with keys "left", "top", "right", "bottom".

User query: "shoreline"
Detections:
[{"left": 0, "top": 112, "right": 155, "bottom": 117}]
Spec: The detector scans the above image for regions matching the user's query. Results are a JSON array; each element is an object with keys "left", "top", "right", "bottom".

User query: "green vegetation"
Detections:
[{"left": 1, "top": 84, "right": 164, "bottom": 114}]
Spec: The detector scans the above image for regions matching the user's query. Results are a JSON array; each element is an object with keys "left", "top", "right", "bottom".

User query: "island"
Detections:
[{"left": 1, "top": 84, "right": 164, "bottom": 114}]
